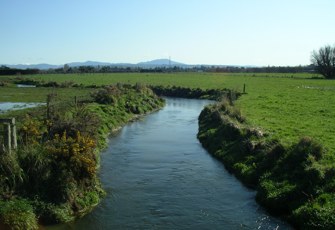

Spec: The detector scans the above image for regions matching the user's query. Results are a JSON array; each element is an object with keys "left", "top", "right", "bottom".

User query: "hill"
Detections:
[{"left": 1, "top": 59, "right": 187, "bottom": 70}]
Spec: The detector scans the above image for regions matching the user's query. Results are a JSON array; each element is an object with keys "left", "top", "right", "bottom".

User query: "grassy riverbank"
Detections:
[
  {"left": 0, "top": 84, "right": 164, "bottom": 229},
  {"left": 197, "top": 100, "right": 335, "bottom": 229}
]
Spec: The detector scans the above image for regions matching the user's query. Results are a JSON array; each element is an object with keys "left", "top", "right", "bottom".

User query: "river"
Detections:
[{"left": 49, "top": 98, "right": 291, "bottom": 230}]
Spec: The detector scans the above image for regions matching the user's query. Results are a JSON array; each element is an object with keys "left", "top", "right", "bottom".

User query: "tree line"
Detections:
[
  {"left": 0, "top": 64, "right": 316, "bottom": 75},
  {"left": 0, "top": 65, "right": 39, "bottom": 75},
  {"left": 1, "top": 44, "right": 334, "bottom": 77}
]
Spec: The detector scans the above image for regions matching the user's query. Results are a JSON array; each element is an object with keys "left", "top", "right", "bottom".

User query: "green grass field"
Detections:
[
  {"left": 234, "top": 76, "right": 335, "bottom": 152},
  {"left": 0, "top": 86, "right": 92, "bottom": 102},
  {"left": 1, "top": 72, "right": 335, "bottom": 152}
]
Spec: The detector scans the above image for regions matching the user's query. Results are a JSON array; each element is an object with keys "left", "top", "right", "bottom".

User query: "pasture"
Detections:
[{"left": 1, "top": 72, "right": 334, "bottom": 152}]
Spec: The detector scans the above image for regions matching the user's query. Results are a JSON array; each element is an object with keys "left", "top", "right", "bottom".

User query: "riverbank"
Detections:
[
  {"left": 49, "top": 98, "right": 290, "bottom": 229},
  {"left": 0, "top": 84, "right": 165, "bottom": 229},
  {"left": 197, "top": 99, "right": 335, "bottom": 229}
]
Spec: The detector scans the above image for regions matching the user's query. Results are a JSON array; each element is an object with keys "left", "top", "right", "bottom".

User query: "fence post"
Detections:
[
  {"left": 11, "top": 118, "right": 17, "bottom": 150},
  {"left": 0, "top": 118, "right": 18, "bottom": 153},
  {"left": 4, "top": 123, "right": 11, "bottom": 154}
]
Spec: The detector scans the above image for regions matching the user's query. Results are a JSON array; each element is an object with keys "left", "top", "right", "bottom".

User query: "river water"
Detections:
[{"left": 49, "top": 98, "right": 291, "bottom": 230}]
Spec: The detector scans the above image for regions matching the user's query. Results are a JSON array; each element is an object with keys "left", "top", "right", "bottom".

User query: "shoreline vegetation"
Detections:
[
  {"left": 0, "top": 81, "right": 233, "bottom": 229},
  {"left": 1, "top": 72, "right": 334, "bottom": 229},
  {"left": 0, "top": 84, "right": 166, "bottom": 229},
  {"left": 197, "top": 99, "right": 335, "bottom": 229}
]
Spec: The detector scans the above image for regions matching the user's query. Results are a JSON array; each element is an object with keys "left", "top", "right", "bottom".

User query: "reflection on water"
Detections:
[
  {"left": 17, "top": 84, "right": 36, "bottom": 88},
  {"left": 48, "top": 98, "right": 292, "bottom": 230},
  {"left": 0, "top": 102, "right": 44, "bottom": 113}
]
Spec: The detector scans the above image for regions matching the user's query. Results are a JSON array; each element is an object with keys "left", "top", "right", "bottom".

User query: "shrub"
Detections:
[
  {"left": 0, "top": 199, "right": 38, "bottom": 230},
  {"left": 46, "top": 131, "right": 97, "bottom": 181},
  {"left": 0, "top": 153, "right": 23, "bottom": 199},
  {"left": 46, "top": 101, "right": 101, "bottom": 140},
  {"left": 91, "top": 85, "right": 122, "bottom": 104},
  {"left": 17, "top": 145, "right": 51, "bottom": 198},
  {"left": 257, "top": 178, "right": 298, "bottom": 214},
  {"left": 293, "top": 193, "right": 335, "bottom": 229},
  {"left": 18, "top": 114, "right": 44, "bottom": 145}
]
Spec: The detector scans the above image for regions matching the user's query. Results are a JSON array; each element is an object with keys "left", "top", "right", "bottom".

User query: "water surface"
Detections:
[{"left": 0, "top": 102, "right": 44, "bottom": 113}]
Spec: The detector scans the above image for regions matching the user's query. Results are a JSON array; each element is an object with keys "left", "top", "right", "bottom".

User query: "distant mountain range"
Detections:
[
  {"left": 137, "top": 59, "right": 187, "bottom": 67},
  {"left": 1, "top": 59, "right": 193, "bottom": 70}
]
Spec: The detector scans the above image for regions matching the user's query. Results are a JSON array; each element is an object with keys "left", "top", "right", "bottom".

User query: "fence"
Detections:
[{"left": 0, "top": 118, "right": 17, "bottom": 154}]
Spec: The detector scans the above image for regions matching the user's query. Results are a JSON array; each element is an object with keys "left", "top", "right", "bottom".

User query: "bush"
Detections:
[
  {"left": 46, "top": 131, "right": 97, "bottom": 183},
  {"left": 257, "top": 178, "right": 298, "bottom": 213},
  {"left": 0, "top": 199, "right": 38, "bottom": 230},
  {"left": 18, "top": 114, "right": 44, "bottom": 145},
  {"left": 91, "top": 85, "right": 121, "bottom": 104},
  {"left": 293, "top": 193, "right": 335, "bottom": 229},
  {"left": 0, "top": 153, "right": 23, "bottom": 199},
  {"left": 48, "top": 104, "right": 100, "bottom": 139},
  {"left": 17, "top": 146, "right": 51, "bottom": 198}
]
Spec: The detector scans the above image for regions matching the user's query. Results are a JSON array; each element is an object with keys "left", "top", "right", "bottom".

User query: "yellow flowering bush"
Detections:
[
  {"left": 19, "top": 115, "right": 44, "bottom": 145},
  {"left": 46, "top": 131, "right": 97, "bottom": 179}
]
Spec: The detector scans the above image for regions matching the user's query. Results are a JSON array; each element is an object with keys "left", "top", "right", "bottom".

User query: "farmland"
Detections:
[
  {"left": 1, "top": 72, "right": 334, "bottom": 152},
  {"left": 1, "top": 72, "right": 335, "bottom": 229}
]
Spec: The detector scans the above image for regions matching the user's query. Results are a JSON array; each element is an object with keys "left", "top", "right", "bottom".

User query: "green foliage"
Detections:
[
  {"left": 293, "top": 193, "right": 335, "bottom": 229},
  {"left": 311, "top": 45, "right": 335, "bottom": 79},
  {"left": 74, "top": 190, "right": 102, "bottom": 217},
  {"left": 150, "top": 85, "right": 234, "bottom": 100},
  {"left": 91, "top": 85, "right": 121, "bottom": 104},
  {"left": 0, "top": 199, "right": 38, "bottom": 230},
  {"left": 43, "top": 203, "right": 73, "bottom": 224},
  {"left": 17, "top": 145, "right": 51, "bottom": 198},
  {"left": 18, "top": 114, "right": 45, "bottom": 145},
  {"left": 46, "top": 131, "right": 97, "bottom": 182},
  {"left": 2, "top": 71, "right": 335, "bottom": 227},
  {"left": 0, "top": 153, "right": 23, "bottom": 199},
  {"left": 89, "top": 84, "right": 164, "bottom": 149},
  {"left": 30, "top": 200, "right": 74, "bottom": 224},
  {"left": 257, "top": 178, "right": 298, "bottom": 213},
  {"left": 0, "top": 83, "right": 164, "bottom": 226},
  {"left": 198, "top": 101, "right": 335, "bottom": 228}
]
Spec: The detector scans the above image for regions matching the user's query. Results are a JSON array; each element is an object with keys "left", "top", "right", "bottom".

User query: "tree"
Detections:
[
  {"left": 311, "top": 45, "right": 335, "bottom": 79},
  {"left": 63, "top": 64, "right": 70, "bottom": 73}
]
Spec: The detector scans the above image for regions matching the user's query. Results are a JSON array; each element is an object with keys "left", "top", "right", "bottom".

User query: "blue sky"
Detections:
[{"left": 0, "top": 0, "right": 334, "bottom": 66}]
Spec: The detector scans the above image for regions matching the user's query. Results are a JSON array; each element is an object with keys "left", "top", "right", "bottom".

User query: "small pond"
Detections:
[
  {"left": 0, "top": 102, "right": 44, "bottom": 114},
  {"left": 16, "top": 84, "right": 36, "bottom": 88}
]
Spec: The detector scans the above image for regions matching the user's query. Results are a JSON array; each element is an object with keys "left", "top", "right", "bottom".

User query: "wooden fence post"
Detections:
[
  {"left": 11, "top": 118, "right": 17, "bottom": 150},
  {"left": 4, "top": 123, "right": 11, "bottom": 154},
  {"left": 0, "top": 118, "right": 18, "bottom": 153}
]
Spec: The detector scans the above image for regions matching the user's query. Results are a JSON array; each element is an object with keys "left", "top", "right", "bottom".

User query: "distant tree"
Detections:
[
  {"left": 63, "top": 64, "right": 70, "bottom": 73},
  {"left": 311, "top": 45, "right": 335, "bottom": 79},
  {"left": 78, "top": 66, "right": 95, "bottom": 73}
]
